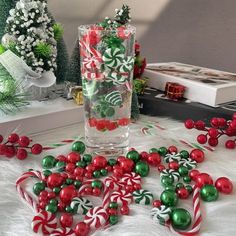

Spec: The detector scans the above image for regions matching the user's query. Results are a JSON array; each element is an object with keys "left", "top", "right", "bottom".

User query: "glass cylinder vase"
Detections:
[{"left": 79, "top": 25, "right": 136, "bottom": 156}]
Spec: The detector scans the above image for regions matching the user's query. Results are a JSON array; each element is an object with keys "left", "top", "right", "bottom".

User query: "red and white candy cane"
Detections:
[
  {"left": 79, "top": 40, "right": 102, "bottom": 59},
  {"left": 16, "top": 170, "right": 44, "bottom": 213},
  {"left": 168, "top": 185, "right": 202, "bottom": 236}
]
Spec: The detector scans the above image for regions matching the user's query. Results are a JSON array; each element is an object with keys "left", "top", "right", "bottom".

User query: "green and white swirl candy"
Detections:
[
  {"left": 133, "top": 189, "right": 153, "bottom": 205},
  {"left": 151, "top": 205, "right": 172, "bottom": 225},
  {"left": 164, "top": 153, "right": 181, "bottom": 163},
  {"left": 118, "top": 56, "right": 134, "bottom": 73},
  {"left": 70, "top": 197, "right": 93, "bottom": 215},
  {"left": 179, "top": 158, "right": 197, "bottom": 170},
  {"left": 160, "top": 169, "right": 180, "bottom": 182},
  {"left": 105, "top": 90, "right": 122, "bottom": 106},
  {"left": 103, "top": 47, "right": 124, "bottom": 68},
  {"left": 105, "top": 71, "right": 128, "bottom": 85}
]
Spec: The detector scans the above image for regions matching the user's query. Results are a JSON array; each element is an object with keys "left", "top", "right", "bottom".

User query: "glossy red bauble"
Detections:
[
  {"left": 190, "top": 149, "right": 205, "bottom": 163},
  {"left": 147, "top": 153, "right": 161, "bottom": 166},
  {"left": 67, "top": 152, "right": 81, "bottom": 163},
  {"left": 215, "top": 177, "right": 233, "bottom": 194},
  {"left": 92, "top": 187, "right": 101, "bottom": 196},
  {"left": 119, "top": 158, "right": 134, "bottom": 173},
  {"left": 74, "top": 167, "right": 85, "bottom": 177},
  {"left": 18, "top": 136, "right": 30, "bottom": 147},
  {"left": 66, "top": 163, "right": 76, "bottom": 174},
  {"left": 195, "top": 120, "right": 205, "bottom": 130},
  {"left": 59, "top": 186, "right": 77, "bottom": 204},
  {"left": 168, "top": 161, "right": 179, "bottom": 170},
  {"left": 16, "top": 148, "right": 28, "bottom": 160},
  {"left": 168, "top": 145, "right": 178, "bottom": 154},
  {"left": 152, "top": 200, "right": 162, "bottom": 208},
  {"left": 157, "top": 164, "right": 166, "bottom": 172},
  {"left": 189, "top": 169, "right": 200, "bottom": 181},
  {"left": 197, "top": 134, "right": 207, "bottom": 144},
  {"left": 208, "top": 137, "right": 218, "bottom": 147},
  {"left": 195, "top": 173, "right": 213, "bottom": 188},
  {"left": 177, "top": 187, "right": 189, "bottom": 199},
  {"left": 140, "top": 151, "right": 149, "bottom": 160},
  {"left": 208, "top": 128, "right": 219, "bottom": 138},
  {"left": 120, "top": 205, "right": 129, "bottom": 215},
  {"left": 92, "top": 155, "right": 107, "bottom": 169},
  {"left": 113, "top": 166, "right": 124, "bottom": 178},
  {"left": 31, "top": 144, "right": 43, "bottom": 155},
  {"left": 74, "top": 222, "right": 90, "bottom": 236},
  {"left": 60, "top": 213, "right": 73, "bottom": 228},
  {"left": 56, "top": 155, "right": 67, "bottom": 162},
  {"left": 8, "top": 133, "right": 19, "bottom": 143}
]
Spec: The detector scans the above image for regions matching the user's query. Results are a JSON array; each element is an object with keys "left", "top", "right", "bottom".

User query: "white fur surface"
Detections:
[{"left": 0, "top": 115, "right": 236, "bottom": 236}]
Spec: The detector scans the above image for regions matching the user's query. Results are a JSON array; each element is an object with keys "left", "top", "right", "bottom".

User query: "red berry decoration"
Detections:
[
  {"left": 8, "top": 133, "right": 19, "bottom": 143},
  {"left": 16, "top": 148, "right": 28, "bottom": 160},
  {"left": 31, "top": 144, "right": 43, "bottom": 155},
  {"left": 215, "top": 177, "right": 233, "bottom": 194},
  {"left": 185, "top": 113, "right": 236, "bottom": 149},
  {"left": 18, "top": 136, "right": 30, "bottom": 147},
  {"left": 177, "top": 187, "right": 189, "bottom": 199},
  {"left": 189, "top": 169, "right": 200, "bottom": 181},
  {"left": 67, "top": 152, "right": 81, "bottom": 163},
  {"left": 120, "top": 205, "right": 129, "bottom": 215},
  {"left": 74, "top": 222, "right": 90, "bottom": 236}
]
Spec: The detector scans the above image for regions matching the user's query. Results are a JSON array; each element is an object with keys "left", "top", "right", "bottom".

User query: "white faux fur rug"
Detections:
[{"left": 0, "top": 115, "right": 235, "bottom": 236}]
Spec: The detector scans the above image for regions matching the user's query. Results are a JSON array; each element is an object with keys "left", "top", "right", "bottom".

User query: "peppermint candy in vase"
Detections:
[{"left": 79, "top": 16, "right": 136, "bottom": 155}]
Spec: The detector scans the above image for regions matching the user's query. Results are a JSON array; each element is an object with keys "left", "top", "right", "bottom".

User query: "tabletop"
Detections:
[{"left": 0, "top": 115, "right": 235, "bottom": 236}]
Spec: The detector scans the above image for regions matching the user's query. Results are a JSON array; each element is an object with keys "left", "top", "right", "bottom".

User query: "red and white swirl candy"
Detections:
[
  {"left": 84, "top": 206, "right": 108, "bottom": 229},
  {"left": 110, "top": 190, "right": 133, "bottom": 205},
  {"left": 104, "top": 176, "right": 122, "bottom": 190},
  {"left": 50, "top": 227, "right": 75, "bottom": 236},
  {"left": 120, "top": 172, "right": 141, "bottom": 186},
  {"left": 32, "top": 211, "right": 57, "bottom": 235}
]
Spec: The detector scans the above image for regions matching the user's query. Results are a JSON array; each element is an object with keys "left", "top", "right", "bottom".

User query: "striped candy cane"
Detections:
[
  {"left": 168, "top": 185, "right": 202, "bottom": 236},
  {"left": 16, "top": 170, "right": 44, "bottom": 213}
]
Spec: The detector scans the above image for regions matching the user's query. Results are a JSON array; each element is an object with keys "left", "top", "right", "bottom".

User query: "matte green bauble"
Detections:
[
  {"left": 178, "top": 166, "right": 189, "bottom": 177},
  {"left": 158, "top": 147, "right": 168, "bottom": 156},
  {"left": 160, "top": 190, "right": 178, "bottom": 207},
  {"left": 180, "top": 150, "right": 189, "bottom": 159},
  {"left": 33, "top": 182, "right": 46, "bottom": 195},
  {"left": 161, "top": 175, "right": 174, "bottom": 187},
  {"left": 200, "top": 184, "right": 219, "bottom": 202},
  {"left": 126, "top": 150, "right": 140, "bottom": 162},
  {"left": 72, "top": 141, "right": 86, "bottom": 154},
  {"left": 135, "top": 161, "right": 150, "bottom": 177},
  {"left": 171, "top": 208, "right": 192, "bottom": 230},
  {"left": 42, "top": 155, "right": 57, "bottom": 169}
]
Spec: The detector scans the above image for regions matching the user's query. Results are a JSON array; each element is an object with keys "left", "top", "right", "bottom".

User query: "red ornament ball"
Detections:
[
  {"left": 66, "top": 163, "right": 76, "bottom": 174},
  {"left": 152, "top": 200, "right": 162, "bottom": 208},
  {"left": 215, "top": 177, "right": 233, "bottom": 194},
  {"left": 208, "top": 137, "right": 218, "bottom": 147},
  {"left": 208, "top": 128, "right": 219, "bottom": 138},
  {"left": 18, "top": 136, "right": 30, "bottom": 147},
  {"left": 210, "top": 117, "right": 220, "bottom": 127},
  {"left": 197, "top": 134, "right": 207, "bottom": 144},
  {"left": 168, "top": 146, "right": 178, "bottom": 154},
  {"left": 92, "top": 187, "right": 102, "bottom": 196},
  {"left": 56, "top": 155, "right": 67, "bottom": 162},
  {"left": 92, "top": 155, "right": 107, "bottom": 169},
  {"left": 16, "top": 148, "right": 28, "bottom": 160},
  {"left": 74, "top": 222, "right": 90, "bottom": 236},
  {"left": 196, "top": 173, "right": 213, "bottom": 188},
  {"left": 147, "top": 153, "right": 161, "bottom": 166},
  {"left": 113, "top": 165, "right": 124, "bottom": 178},
  {"left": 177, "top": 187, "right": 189, "bottom": 199},
  {"left": 120, "top": 205, "right": 129, "bottom": 215},
  {"left": 60, "top": 186, "right": 77, "bottom": 204},
  {"left": 5, "top": 146, "right": 16, "bottom": 158},
  {"left": 67, "top": 152, "right": 81, "bottom": 163},
  {"left": 140, "top": 151, "right": 149, "bottom": 160},
  {"left": 74, "top": 167, "right": 85, "bottom": 177},
  {"left": 119, "top": 158, "right": 134, "bottom": 173},
  {"left": 47, "top": 173, "right": 64, "bottom": 189},
  {"left": 60, "top": 213, "right": 73, "bottom": 228},
  {"left": 189, "top": 169, "right": 200, "bottom": 181},
  {"left": 168, "top": 161, "right": 179, "bottom": 170},
  {"left": 195, "top": 120, "right": 205, "bottom": 130},
  {"left": 8, "top": 133, "right": 19, "bottom": 143},
  {"left": 190, "top": 149, "right": 205, "bottom": 163},
  {"left": 157, "top": 164, "right": 166, "bottom": 172}
]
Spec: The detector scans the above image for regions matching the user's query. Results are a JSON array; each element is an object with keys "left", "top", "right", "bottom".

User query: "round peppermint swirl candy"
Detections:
[
  {"left": 179, "top": 157, "right": 197, "bottom": 170},
  {"left": 110, "top": 190, "right": 133, "bottom": 205},
  {"left": 133, "top": 189, "right": 153, "bottom": 205},
  {"left": 104, "top": 176, "right": 122, "bottom": 190},
  {"left": 70, "top": 197, "right": 93, "bottom": 215},
  {"left": 151, "top": 205, "right": 172, "bottom": 225},
  {"left": 120, "top": 172, "right": 141, "bottom": 186},
  {"left": 50, "top": 227, "right": 75, "bottom": 236},
  {"left": 118, "top": 56, "right": 134, "bottom": 73},
  {"left": 105, "top": 90, "right": 122, "bottom": 106},
  {"left": 164, "top": 153, "right": 181, "bottom": 163},
  {"left": 160, "top": 169, "right": 180, "bottom": 182},
  {"left": 32, "top": 211, "right": 57, "bottom": 235},
  {"left": 103, "top": 47, "right": 124, "bottom": 68},
  {"left": 105, "top": 71, "right": 129, "bottom": 85},
  {"left": 84, "top": 206, "right": 108, "bottom": 229}
]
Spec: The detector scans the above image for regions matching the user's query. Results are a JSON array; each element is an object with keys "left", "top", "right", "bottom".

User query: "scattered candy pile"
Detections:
[
  {"left": 16, "top": 141, "right": 233, "bottom": 236},
  {"left": 185, "top": 113, "right": 236, "bottom": 149},
  {"left": 0, "top": 133, "right": 42, "bottom": 160}
]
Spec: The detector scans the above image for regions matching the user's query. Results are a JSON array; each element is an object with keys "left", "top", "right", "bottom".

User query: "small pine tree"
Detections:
[
  {"left": 66, "top": 40, "right": 81, "bottom": 84},
  {"left": 0, "top": 0, "right": 16, "bottom": 40}
]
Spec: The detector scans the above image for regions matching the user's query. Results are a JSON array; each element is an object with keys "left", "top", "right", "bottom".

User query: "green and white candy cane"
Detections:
[
  {"left": 103, "top": 47, "right": 124, "bottom": 68},
  {"left": 133, "top": 189, "right": 153, "bottom": 205},
  {"left": 151, "top": 205, "right": 172, "bottom": 225},
  {"left": 179, "top": 158, "right": 197, "bottom": 170},
  {"left": 105, "top": 71, "right": 128, "bottom": 85},
  {"left": 118, "top": 56, "right": 134, "bottom": 73},
  {"left": 105, "top": 90, "right": 122, "bottom": 106},
  {"left": 70, "top": 197, "right": 93, "bottom": 215},
  {"left": 160, "top": 169, "right": 180, "bottom": 182},
  {"left": 164, "top": 153, "right": 181, "bottom": 163}
]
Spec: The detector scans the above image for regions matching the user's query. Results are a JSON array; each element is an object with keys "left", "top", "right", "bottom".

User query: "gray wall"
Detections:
[{"left": 49, "top": 0, "right": 236, "bottom": 73}]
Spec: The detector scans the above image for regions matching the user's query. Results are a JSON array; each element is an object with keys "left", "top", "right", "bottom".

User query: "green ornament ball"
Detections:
[
  {"left": 65, "top": 206, "right": 74, "bottom": 213},
  {"left": 33, "top": 182, "right": 46, "bottom": 196},
  {"left": 183, "top": 176, "right": 191, "bottom": 184},
  {"left": 45, "top": 203, "right": 58, "bottom": 214},
  {"left": 91, "top": 180, "right": 103, "bottom": 189},
  {"left": 178, "top": 166, "right": 189, "bottom": 177},
  {"left": 53, "top": 187, "right": 61, "bottom": 194},
  {"left": 100, "top": 168, "right": 108, "bottom": 176},
  {"left": 43, "top": 169, "right": 52, "bottom": 177},
  {"left": 83, "top": 154, "right": 92, "bottom": 163},
  {"left": 109, "top": 202, "right": 118, "bottom": 209},
  {"left": 171, "top": 208, "right": 192, "bottom": 230},
  {"left": 49, "top": 198, "right": 58, "bottom": 205},
  {"left": 42, "top": 155, "right": 57, "bottom": 169},
  {"left": 149, "top": 148, "right": 159, "bottom": 153},
  {"left": 93, "top": 170, "right": 101, "bottom": 178},
  {"left": 185, "top": 185, "right": 193, "bottom": 194},
  {"left": 126, "top": 150, "right": 140, "bottom": 162},
  {"left": 160, "top": 190, "right": 178, "bottom": 207},
  {"left": 158, "top": 147, "right": 168, "bottom": 156},
  {"left": 161, "top": 175, "right": 174, "bottom": 187},
  {"left": 55, "top": 161, "right": 66, "bottom": 172},
  {"left": 165, "top": 185, "right": 176, "bottom": 191},
  {"left": 66, "top": 178, "right": 74, "bottom": 185},
  {"left": 176, "top": 183, "right": 185, "bottom": 189},
  {"left": 180, "top": 150, "right": 189, "bottom": 159},
  {"left": 76, "top": 161, "right": 86, "bottom": 168},
  {"left": 135, "top": 161, "right": 150, "bottom": 177},
  {"left": 74, "top": 180, "right": 82, "bottom": 189},
  {"left": 72, "top": 141, "right": 86, "bottom": 154},
  {"left": 109, "top": 215, "right": 119, "bottom": 225},
  {"left": 108, "top": 159, "right": 117, "bottom": 166},
  {"left": 105, "top": 107, "right": 115, "bottom": 117},
  {"left": 200, "top": 184, "right": 219, "bottom": 202}
]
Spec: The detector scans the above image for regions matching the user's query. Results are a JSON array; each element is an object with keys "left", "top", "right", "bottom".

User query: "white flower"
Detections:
[{"left": 9, "top": 9, "right": 15, "bottom": 16}]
